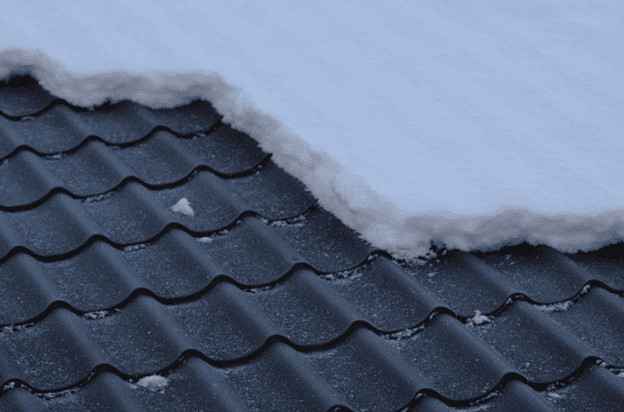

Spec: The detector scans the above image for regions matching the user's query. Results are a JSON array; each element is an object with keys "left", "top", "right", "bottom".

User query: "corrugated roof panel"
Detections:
[
  {"left": 0, "top": 76, "right": 58, "bottom": 118},
  {"left": 0, "top": 99, "right": 222, "bottom": 159},
  {"left": 0, "top": 75, "right": 624, "bottom": 411},
  {"left": 0, "top": 126, "right": 268, "bottom": 208}
]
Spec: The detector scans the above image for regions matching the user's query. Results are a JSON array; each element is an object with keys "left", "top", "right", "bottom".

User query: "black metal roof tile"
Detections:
[
  {"left": 402, "top": 243, "right": 624, "bottom": 318},
  {"left": 473, "top": 244, "right": 596, "bottom": 303},
  {"left": 405, "top": 380, "right": 558, "bottom": 412},
  {"left": 0, "top": 126, "right": 268, "bottom": 208},
  {"left": 566, "top": 243, "right": 624, "bottom": 291},
  {"left": 468, "top": 300, "right": 592, "bottom": 383},
  {"left": 0, "top": 100, "right": 222, "bottom": 160},
  {"left": 0, "top": 76, "right": 58, "bottom": 119},
  {"left": 0, "top": 213, "right": 377, "bottom": 326},
  {"left": 1, "top": 75, "right": 624, "bottom": 410},
  {"left": 0, "top": 360, "right": 249, "bottom": 412},
  {"left": 539, "top": 286, "right": 624, "bottom": 367},
  {"left": 537, "top": 363, "right": 624, "bottom": 412},
  {"left": 403, "top": 249, "right": 515, "bottom": 317},
  {"left": 0, "top": 168, "right": 315, "bottom": 259},
  {"left": 321, "top": 256, "right": 445, "bottom": 332}
]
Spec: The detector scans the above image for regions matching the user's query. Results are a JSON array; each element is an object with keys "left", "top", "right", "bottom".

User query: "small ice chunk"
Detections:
[
  {"left": 83, "top": 310, "right": 110, "bottom": 320},
  {"left": 618, "top": 371, "right": 624, "bottom": 378},
  {"left": 171, "top": 197, "right": 194, "bottom": 216},
  {"left": 546, "top": 392, "right": 562, "bottom": 399},
  {"left": 131, "top": 375, "right": 169, "bottom": 391},
  {"left": 468, "top": 310, "right": 490, "bottom": 326},
  {"left": 197, "top": 237, "right": 213, "bottom": 243},
  {"left": 536, "top": 301, "right": 573, "bottom": 313},
  {"left": 123, "top": 244, "right": 148, "bottom": 252}
]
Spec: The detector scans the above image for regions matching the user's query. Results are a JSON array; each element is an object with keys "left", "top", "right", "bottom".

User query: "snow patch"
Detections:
[
  {"left": 37, "top": 388, "right": 77, "bottom": 400},
  {"left": 123, "top": 243, "right": 149, "bottom": 252},
  {"left": 467, "top": 310, "right": 491, "bottom": 326},
  {"left": 1, "top": 323, "right": 34, "bottom": 333},
  {"left": 82, "top": 310, "right": 113, "bottom": 320},
  {"left": 82, "top": 191, "right": 117, "bottom": 203},
  {"left": 384, "top": 325, "right": 426, "bottom": 341},
  {"left": 171, "top": 197, "right": 194, "bottom": 216},
  {"left": 536, "top": 300, "right": 574, "bottom": 313},
  {"left": 130, "top": 375, "right": 169, "bottom": 392}
]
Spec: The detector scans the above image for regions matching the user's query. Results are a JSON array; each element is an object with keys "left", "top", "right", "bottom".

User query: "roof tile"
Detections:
[{"left": 0, "top": 76, "right": 624, "bottom": 411}]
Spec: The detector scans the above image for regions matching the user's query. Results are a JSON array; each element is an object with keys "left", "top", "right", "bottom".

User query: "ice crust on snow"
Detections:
[{"left": 3, "top": 1, "right": 624, "bottom": 259}]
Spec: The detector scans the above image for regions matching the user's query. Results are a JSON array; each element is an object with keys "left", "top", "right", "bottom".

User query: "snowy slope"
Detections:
[{"left": 2, "top": 0, "right": 623, "bottom": 259}]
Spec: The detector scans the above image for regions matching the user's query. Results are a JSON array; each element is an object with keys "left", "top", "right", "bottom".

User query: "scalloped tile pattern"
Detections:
[{"left": 0, "top": 75, "right": 623, "bottom": 412}]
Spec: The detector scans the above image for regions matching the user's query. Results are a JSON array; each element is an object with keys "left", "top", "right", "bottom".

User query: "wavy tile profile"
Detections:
[{"left": 0, "top": 75, "right": 623, "bottom": 412}]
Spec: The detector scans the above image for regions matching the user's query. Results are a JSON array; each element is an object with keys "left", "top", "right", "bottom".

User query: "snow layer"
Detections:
[{"left": 2, "top": 1, "right": 624, "bottom": 258}]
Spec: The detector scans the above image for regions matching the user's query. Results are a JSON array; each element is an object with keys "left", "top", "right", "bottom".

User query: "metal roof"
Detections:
[{"left": 0, "top": 75, "right": 623, "bottom": 412}]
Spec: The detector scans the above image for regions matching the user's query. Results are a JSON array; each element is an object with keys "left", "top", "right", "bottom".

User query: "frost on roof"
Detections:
[{"left": 2, "top": 1, "right": 624, "bottom": 259}]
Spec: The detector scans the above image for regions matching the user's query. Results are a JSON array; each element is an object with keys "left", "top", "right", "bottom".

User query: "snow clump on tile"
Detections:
[
  {"left": 467, "top": 310, "right": 490, "bottom": 326},
  {"left": 3, "top": 1, "right": 624, "bottom": 260},
  {"left": 131, "top": 375, "right": 169, "bottom": 392},
  {"left": 171, "top": 197, "right": 194, "bottom": 216}
]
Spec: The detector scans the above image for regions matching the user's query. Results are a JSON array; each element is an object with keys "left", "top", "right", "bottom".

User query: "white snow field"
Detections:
[{"left": 1, "top": 0, "right": 623, "bottom": 259}]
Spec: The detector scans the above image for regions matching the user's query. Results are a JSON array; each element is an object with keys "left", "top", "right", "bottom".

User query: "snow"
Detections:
[
  {"left": 131, "top": 375, "right": 169, "bottom": 391},
  {"left": 467, "top": 310, "right": 491, "bottom": 326},
  {"left": 2, "top": 0, "right": 624, "bottom": 259},
  {"left": 171, "top": 197, "right": 195, "bottom": 216},
  {"left": 536, "top": 299, "right": 576, "bottom": 312}
]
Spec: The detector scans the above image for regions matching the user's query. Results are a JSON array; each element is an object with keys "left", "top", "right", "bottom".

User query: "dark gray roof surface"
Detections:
[{"left": 0, "top": 75, "right": 623, "bottom": 411}]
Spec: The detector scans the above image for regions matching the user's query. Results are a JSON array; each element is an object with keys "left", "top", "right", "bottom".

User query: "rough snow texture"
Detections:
[{"left": 2, "top": 1, "right": 624, "bottom": 259}]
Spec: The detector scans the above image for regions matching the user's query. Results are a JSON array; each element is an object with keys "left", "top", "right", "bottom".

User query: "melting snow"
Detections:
[{"left": 171, "top": 197, "right": 194, "bottom": 216}]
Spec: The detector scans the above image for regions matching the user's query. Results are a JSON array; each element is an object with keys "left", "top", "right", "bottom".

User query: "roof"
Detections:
[{"left": 0, "top": 75, "right": 623, "bottom": 412}]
